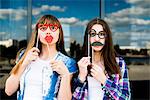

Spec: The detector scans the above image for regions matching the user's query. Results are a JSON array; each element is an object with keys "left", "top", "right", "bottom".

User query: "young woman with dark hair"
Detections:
[{"left": 72, "top": 18, "right": 131, "bottom": 100}]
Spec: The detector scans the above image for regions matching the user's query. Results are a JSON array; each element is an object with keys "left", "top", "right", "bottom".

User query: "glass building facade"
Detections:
[{"left": 0, "top": 0, "right": 150, "bottom": 99}]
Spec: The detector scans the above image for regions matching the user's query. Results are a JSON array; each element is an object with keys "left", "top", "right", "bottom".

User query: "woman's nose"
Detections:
[
  {"left": 46, "top": 33, "right": 51, "bottom": 35},
  {"left": 95, "top": 34, "right": 99, "bottom": 41}
]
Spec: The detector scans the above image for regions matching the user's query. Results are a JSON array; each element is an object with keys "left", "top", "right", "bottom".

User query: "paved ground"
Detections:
[{"left": 0, "top": 65, "right": 150, "bottom": 100}]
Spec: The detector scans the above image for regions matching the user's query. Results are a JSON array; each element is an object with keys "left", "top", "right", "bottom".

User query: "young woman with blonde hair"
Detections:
[{"left": 5, "top": 14, "right": 77, "bottom": 100}]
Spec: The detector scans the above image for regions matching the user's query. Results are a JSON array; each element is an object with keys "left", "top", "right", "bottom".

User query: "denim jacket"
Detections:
[{"left": 17, "top": 52, "right": 77, "bottom": 100}]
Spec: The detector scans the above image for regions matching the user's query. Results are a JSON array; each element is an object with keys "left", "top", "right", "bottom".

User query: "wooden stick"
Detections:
[
  {"left": 36, "top": 33, "right": 39, "bottom": 48},
  {"left": 46, "top": 43, "right": 50, "bottom": 58}
]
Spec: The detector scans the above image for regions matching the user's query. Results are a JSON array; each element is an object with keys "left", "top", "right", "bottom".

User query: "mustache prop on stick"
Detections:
[
  {"left": 87, "top": 34, "right": 93, "bottom": 76},
  {"left": 91, "top": 41, "right": 104, "bottom": 46}
]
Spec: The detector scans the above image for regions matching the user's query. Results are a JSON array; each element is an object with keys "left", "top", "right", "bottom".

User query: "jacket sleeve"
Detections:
[
  {"left": 72, "top": 73, "right": 88, "bottom": 100},
  {"left": 15, "top": 48, "right": 26, "bottom": 63},
  {"left": 102, "top": 58, "right": 131, "bottom": 100}
]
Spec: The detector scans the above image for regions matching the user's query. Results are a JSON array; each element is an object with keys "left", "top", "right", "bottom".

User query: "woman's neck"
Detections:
[
  {"left": 93, "top": 51, "right": 103, "bottom": 63},
  {"left": 40, "top": 44, "right": 58, "bottom": 60},
  {"left": 93, "top": 51, "right": 105, "bottom": 71}
]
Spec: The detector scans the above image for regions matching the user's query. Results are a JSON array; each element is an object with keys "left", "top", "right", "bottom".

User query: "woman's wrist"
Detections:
[
  {"left": 22, "top": 59, "right": 30, "bottom": 68},
  {"left": 101, "top": 76, "right": 107, "bottom": 85},
  {"left": 78, "top": 74, "right": 86, "bottom": 83},
  {"left": 61, "top": 73, "right": 70, "bottom": 78},
  {"left": 16, "top": 60, "right": 29, "bottom": 77}
]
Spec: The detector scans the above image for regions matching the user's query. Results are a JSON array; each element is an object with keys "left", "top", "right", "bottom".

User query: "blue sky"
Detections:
[
  {"left": 0, "top": 0, "right": 100, "bottom": 41},
  {"left": 0, "top": 0, "right": 150, "bottom": 47},
  {"left": 32, "top": 0, "right": 100, "bottom": 20}
]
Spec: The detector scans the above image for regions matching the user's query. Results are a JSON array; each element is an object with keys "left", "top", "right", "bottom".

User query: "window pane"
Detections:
[
  {"left": 0, "top": 0, "right": 29, "bottom": 99},
  {"left": 0, "top": 0, "right": 28, "bottom": 42},
  {"left": 104, "top": 0, "right": 150, "bottom": 49}
]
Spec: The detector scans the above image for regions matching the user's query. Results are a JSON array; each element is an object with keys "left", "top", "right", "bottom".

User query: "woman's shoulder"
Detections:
[
  {"left": 116, "top": 55, "right": 125, "bottom": 62},
  {"left": 115, "top": 56, "right": 127, "bottom": 69},
  {"left": 15, "top": 48, "right": 26, "bottom": 63},
  {"left": 58, "top": 52, "right": 77, "bottom": 73}
]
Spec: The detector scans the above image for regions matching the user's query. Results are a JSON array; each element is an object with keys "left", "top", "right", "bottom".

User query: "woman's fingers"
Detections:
[
  {"left": 92, "top": 63, "right": 102, "bottom": 71},
  {"left": 32, "top": 52, "right": 39, "bottom": 56},
  {"left": 30, "top": 47, "right": 40, "bottom": 53},
  {"left": 24, "top": 47, "right": 40, "bottom": 63},
  {"left": 50, "top": 60, "right": 69, "bottom": 75},
  {"left": 50, "top": 60, "right": 60, "bottom": 69},
  {"left": 90, "top": 68, "right": 96, "bottom": 74},
  {"left": 78, "top": 57, "right": 91, "bottom": 68},
  {"left": 77, "top": 57, "right": 91, "bottom": 78},
  {"left": 81, "top": 57, "right": 90, "bottom": 63}
]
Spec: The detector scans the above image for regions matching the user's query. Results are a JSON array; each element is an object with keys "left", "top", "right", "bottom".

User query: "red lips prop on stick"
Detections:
[{"left": 45, "top": 35, "right": 53, "bottom": 43}]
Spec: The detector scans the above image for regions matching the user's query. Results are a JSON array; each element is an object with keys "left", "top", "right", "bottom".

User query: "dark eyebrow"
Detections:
[
  {"left": 90, "top": 29, "right": 96, "bottom": 31},
  {"left": 91, "top": 29, "right": 105, "bottom": 33},
  {"left": 99, "top": 31, "right": 105, "bottom": 33}
]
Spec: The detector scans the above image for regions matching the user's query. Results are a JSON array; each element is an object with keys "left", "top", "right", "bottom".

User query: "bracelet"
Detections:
[{"left": 78, "top": 76, "right": 85, "bottom": 83}]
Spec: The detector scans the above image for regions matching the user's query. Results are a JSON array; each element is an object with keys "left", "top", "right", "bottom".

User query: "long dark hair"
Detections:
[
  {"left": 82, "top": 18, "right": 121, "bottom": 78},
  {"left": 11, "top": 14, "right": 67, "bottom": 74}
]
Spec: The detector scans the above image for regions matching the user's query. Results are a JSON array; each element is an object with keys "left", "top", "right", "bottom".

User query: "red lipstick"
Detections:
[{"left": 45, "top": 35, "right": 53, "bottom": 43}]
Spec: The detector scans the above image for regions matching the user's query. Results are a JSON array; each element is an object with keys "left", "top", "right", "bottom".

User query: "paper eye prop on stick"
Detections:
[
  {"left": 36, "top": 33, "right": 39, "bottom": 48},
  {"left": 37, "top": 31, "right": 54, "bottom": 44}
]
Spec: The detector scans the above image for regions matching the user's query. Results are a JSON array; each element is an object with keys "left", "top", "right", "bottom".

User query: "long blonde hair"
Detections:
[{"left": 11, "top": 15, "right": 66, "bottom": 74}]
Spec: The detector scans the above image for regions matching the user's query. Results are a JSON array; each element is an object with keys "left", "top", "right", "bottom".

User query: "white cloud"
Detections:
[
  {"left": 131, "top": 18, "right": 150, "bottom": 25},
  {"left": 0, "top": 8, "right": 27, "bottom": 21},
  {"left": 0, "top": 5, "right": 66, "bottom": 20},
  {"left": 105, "top": 0, "right": 150, "bottom": 27},
  {"left": 32, "top": 8, "right": 41, "bottom": 16},
  {"left": 41, "top": 5, "right": 50, "bottom": 10},
  {"left": 105, "top": 1, "right": 150, "bottom": 46},
  {"left": 105, "top": 17, "right": 150, "bottom": 27},
  {"left": 104, "top": 17, "right": 129, "bottom": 27},
  {"left": 126, "top": 0, "right": 150, "bottom": 8},
  {"left": 0, "top": 9, "right": 14, "bottom": 15},
  {"left": 105, "top": 1, "right": 150, "bottom": 27},
  {"left": 23, "top": 23, "right": 36, "bottom": 30},
  {"left": 126, "top": 0, "right": 143, "bottom": 4},
  {"left": 75, "top": 20, "right": 89, "bottom": 26},
  {"left": 14, "top": 13, "right": 25, "bottom": 20},
  {"left": 44, "top": 5, "right": 66, "bottom": 12},
  {"left": 0, "top": 32, "right": 7, "bottom": 35},
  {"left": 59, "top": 17, "right": 89, "bottom": 26},
  {"left": 109, "top": 7, "right": 150, "bottom": 18},
  {"left": 59, "top": 17, "right": 79, "bottom": 24},
  {"left": 32, "top": 5, "right": 66, "bottom": 16}
]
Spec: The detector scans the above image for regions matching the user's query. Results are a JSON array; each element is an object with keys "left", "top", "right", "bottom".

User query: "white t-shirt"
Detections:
[
  {"left": 23, "top": 58, "right": 52, "bottom": 100},
  {"left": 87, "top": 76, "right": 104, "bottom": 100}
]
